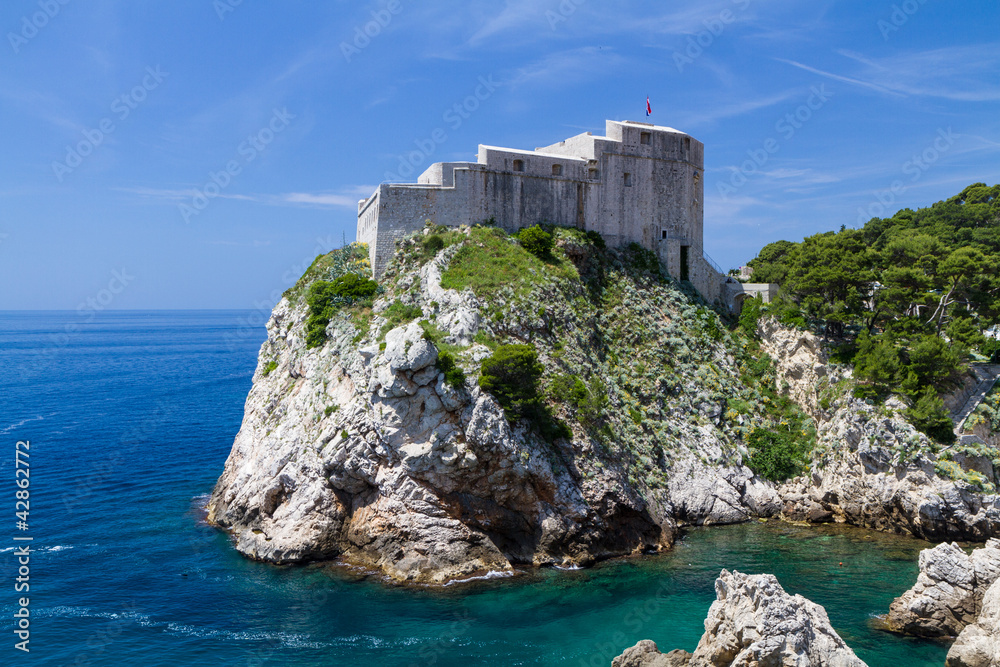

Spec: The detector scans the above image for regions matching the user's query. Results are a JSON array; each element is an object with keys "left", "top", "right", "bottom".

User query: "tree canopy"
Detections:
[{"left": 748, "top": 183, "right": 1000, "bottom": 440}]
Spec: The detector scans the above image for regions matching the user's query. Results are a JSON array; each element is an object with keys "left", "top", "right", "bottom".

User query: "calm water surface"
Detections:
[{"left": 0, "top": 311, "right": 949, "bottom": 666}]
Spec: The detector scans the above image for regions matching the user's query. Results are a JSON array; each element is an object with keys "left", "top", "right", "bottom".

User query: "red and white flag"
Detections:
[{"left": 646, "top": 97, "right": 652, "bottom": 116}]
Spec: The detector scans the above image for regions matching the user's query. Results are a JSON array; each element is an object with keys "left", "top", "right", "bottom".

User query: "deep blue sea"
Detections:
[{"left": 0, "top": 311, "right": 950, "bottom": 666}]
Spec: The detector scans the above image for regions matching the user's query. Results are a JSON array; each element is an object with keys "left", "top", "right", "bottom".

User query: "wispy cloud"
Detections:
[
  {"left": 774, "top": 58, "right": 903, "bottom": 97},
  {"left": 115, "top": 186, "right": 374, "bottom": 209},
  {"left": 677, "top": 89, "right": 801, "bottom": 128},
  {"left": 507, "top": 47, "right": 626, "bottom": 88},
  {"left": 776, "top": 44, "right": 1000, "bottom": 102}
]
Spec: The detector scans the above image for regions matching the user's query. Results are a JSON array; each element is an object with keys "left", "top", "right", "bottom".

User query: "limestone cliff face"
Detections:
[
  {"left": 760, "top": 320, "right": 1000, "bottom": 541},
  {"left": 207, "top": 231, "right": 781, "bottom": 583}
]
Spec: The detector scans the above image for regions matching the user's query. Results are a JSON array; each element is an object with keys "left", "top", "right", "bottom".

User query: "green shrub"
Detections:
[
  {"left": 738, "top": 296, "right": 764, "bottom": 338},
  {"left": 422, "top": 234, "right": 445, "bottom": 258},
  {"left": 746, "top": 427, "right": 805, "bottom": 482},
  {"left": 517, "top": 225, "right": 554, "bottom": 258},
  {"left": 550, "top": 374, "right": 588, "bottom": 404},
  {"left": 262, "top": 360, "right": 278, "bottom": 376},
  {"left": 305, "top": 273, "right": 379, "bottom": 348},
  {"left": 548, "top": 374, "right": 607, "bottom": 428},
  {"left": 585, "top": 230, "right": 606, "bottom": 249},
  {"left": 324, "top": 405, "right": 338, "bottom": 417},
  {"left": 907, "top": 387, "right": 956, "bottom": 444},
  {"left": 852, "top": 329, "right": 900, "bottom": 398},
  {"left": 437, "top": 352, "right": 466, "bottom": 389},
  {"left": 479, "top": 344, "right": 544, "bottom": 416}
]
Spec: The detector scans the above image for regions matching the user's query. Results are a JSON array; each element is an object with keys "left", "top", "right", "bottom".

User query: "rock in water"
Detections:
[
  {"left": 614, "top": 570, "right": 867, "bottom": 667},
  {"left": 887, "top": 539, "right": 1000, "bottom": 637},
  {"left": 948, "top": 577, "right": 1000, "bottom": 667},
  {"left": 612, "top": 640, "right": 691, "bottom": 666}
]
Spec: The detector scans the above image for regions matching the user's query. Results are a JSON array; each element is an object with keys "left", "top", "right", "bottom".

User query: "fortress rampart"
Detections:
[{"left": 357, "top": 120, "right": 727, "bottom": 304}]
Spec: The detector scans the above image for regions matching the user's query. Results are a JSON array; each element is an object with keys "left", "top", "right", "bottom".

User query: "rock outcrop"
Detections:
[
  {"left": 760, "top": 321, "right": 1000, "bottom": 542},
  {"left": 886, "top": 539, "right": 1000, "bottom": 637},
  {"left": 948, "top": 577, "right": 1000, "bottom": 667},
  {"left": 614, "top": 570, "right": 867, "bottom": 667},
  {"left": 612, "top": 640, "right": 691, "bottom": 667},
  {"left": 207, "top": 232, "right": 789, "bottom": 583}
]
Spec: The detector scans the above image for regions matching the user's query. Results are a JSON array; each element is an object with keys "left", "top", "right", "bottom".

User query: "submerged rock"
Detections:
[
  {"left": 615, "top": 570, "right": 867, "bottom": 667},
  {"left": 887, "top": 539, "right": 1000, "bottom": 637}
]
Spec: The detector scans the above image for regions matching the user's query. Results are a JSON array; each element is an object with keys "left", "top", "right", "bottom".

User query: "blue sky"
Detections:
[{"left": 1, "top": 0, "right": 998, "bottom": 309}]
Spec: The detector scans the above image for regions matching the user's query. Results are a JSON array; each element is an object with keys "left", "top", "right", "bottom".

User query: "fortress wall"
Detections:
[
  {"left": 359, "top": 120, "right": 724, "bottom": 304},
  {"left": 481, "top": 172, "right": 589, "bottom": 232},
  {"left": 370, "top": 184, "right": 474, "bottom": 276}
]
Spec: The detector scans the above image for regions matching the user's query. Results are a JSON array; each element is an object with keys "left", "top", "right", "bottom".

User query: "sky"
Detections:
[{"left": 1, "top": 0, "right": 998, "bottom": 310}]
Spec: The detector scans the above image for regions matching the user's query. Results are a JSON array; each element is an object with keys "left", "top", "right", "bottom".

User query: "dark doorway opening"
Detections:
[{"left": 680, "top": 246, "right": 690, "bottom": 281}]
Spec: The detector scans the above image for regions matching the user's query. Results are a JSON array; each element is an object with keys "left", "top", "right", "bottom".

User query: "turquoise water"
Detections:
[{"left": 0, "top": 311, "right": 949, "bottom": 666}]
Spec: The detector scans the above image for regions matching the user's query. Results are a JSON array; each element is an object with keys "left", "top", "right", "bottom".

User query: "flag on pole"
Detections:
[{"left": 646, "top": 97, "right": 652, "bottom": 116}]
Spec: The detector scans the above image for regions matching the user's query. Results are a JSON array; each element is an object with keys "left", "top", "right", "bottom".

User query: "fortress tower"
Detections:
[{"left": 357, "top": 120, "right": 727, "bottom": 303}]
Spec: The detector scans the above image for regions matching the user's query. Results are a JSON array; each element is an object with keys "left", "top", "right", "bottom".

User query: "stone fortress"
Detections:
[{"left": 357, "top": 119, "right": 775, "bottom": 309}]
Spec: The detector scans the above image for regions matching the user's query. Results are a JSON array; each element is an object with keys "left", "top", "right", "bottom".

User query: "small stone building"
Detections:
[{"left": 357, "top": 120, "right": 727, "bottom": 303}]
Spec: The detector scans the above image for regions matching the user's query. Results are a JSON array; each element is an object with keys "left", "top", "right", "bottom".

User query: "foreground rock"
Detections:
[
  {"left": 612, "top": 640, "right": 691, "bottom": 667},
  {"left": 886, "top": 539, "right": 1000, "bottom": 637},
  {"left": 615, "top": 570, "right": 867, "bottom": 667},
  {"left": 948, "top": 577, "right": 1000, "bottom": 667}
]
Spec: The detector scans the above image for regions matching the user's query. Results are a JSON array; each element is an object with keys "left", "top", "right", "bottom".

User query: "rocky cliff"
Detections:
[
  {"left": 761, "top": 320, "right": 1000, "bottom": 542},
  {"left": 207, "top": 227, "right": 786, "bottom": 583},
  {"left": 613, "top": 569, "right": 867, "bottom": 666},
  {"left": 207, "top": 222, "right": 1000, "bottom": 584}
]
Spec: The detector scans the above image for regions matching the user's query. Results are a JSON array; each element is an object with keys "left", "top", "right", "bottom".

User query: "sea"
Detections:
[{"left": 0, "top": 310, "right": 951, "bottom": 666}]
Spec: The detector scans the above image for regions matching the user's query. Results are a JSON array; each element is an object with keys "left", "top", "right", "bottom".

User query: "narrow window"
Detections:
[
  {"left": 552, "top": 164, "right": 563, "bottom": 176},
  {"left": 513, "top": 159, "right": 524, "bottom": 172},
  {"left": 684, "top": 137, "right": 691, "bottom": 151},
  {"left": 661, "top": 230, "right": 667, "bottom": 240},
  {"left": 680, "top": 246, "right": 690, "bottom": 282},
  {"left": 588, "top": 168, "right": 599, "bottom": 180},
  {"left": 624, "top": 172, "right": 633, "bottom": 187},
  {"left": 640, "top": 132, "right": 651, "bottom": 145}
]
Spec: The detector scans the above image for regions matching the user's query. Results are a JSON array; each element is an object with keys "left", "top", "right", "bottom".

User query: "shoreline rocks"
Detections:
[
  {"left": 614, "top": 569, "right": 867, "bottom": 667},
  {"left": 947, "top": 577, "right": 1000, "bottom": 666},
  {"left": 887, "top": 539, "right": 1000, "bottom": 638}
]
